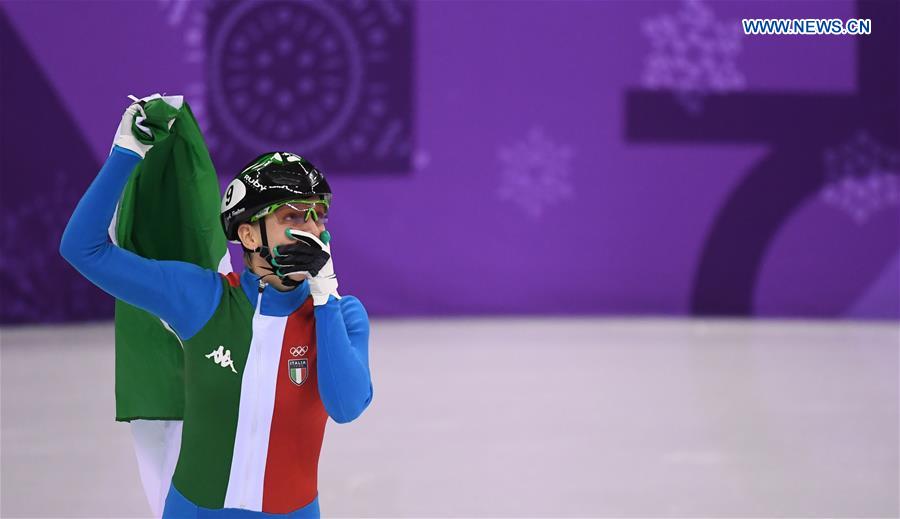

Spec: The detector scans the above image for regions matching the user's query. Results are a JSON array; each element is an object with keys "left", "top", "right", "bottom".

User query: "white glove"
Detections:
[
  {"left": 113, "top": 100, "right": 152, "bottom": 158},
  {"left": 111, "top": 93, "right": 183, "bottom": 159},
  {"left": 309, "top": 242, "right": 340, "bottom": 306},
  {"left": 285, "top": 229, "right": 340, "bottom": 306}
]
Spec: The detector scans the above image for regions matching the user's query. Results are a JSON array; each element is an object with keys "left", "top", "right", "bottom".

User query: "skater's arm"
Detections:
[
  {"left": 59, "top": 146, "right": 222, "bottom": 340},
  {"left": 315, "top": 295, "right": 373, "bottom": 423}
]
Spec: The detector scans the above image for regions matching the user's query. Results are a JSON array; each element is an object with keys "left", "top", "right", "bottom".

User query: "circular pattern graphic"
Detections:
[{"left": 209, "top": 0, "right": 364, "bottom": 152}]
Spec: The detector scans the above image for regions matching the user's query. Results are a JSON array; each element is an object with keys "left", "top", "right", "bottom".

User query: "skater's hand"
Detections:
[
  {"left": 270, "top": 235, "right": 331, "bottom": 279},
  {"left": 284, "top": 229, "right": 340, "bottom": 306},
  {"left": 112, "top": 94, "right": 181, "bottom": 159}
]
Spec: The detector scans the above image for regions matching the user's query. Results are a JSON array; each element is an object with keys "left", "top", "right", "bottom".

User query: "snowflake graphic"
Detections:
[
  {"left": 641, "top": 0, "right": 745, "bottom": 114},
  {"left": 821, "top": 131, "right": 900, "bottom": 224},
  {"left": 412, "top": 149, "right": 431, "bottom": 171},
  {"left": 0, "top": 171, "right": 107, "bottom": 323},
  {"left": 497, "top": 127, "right": 575, "bottom": 219}
]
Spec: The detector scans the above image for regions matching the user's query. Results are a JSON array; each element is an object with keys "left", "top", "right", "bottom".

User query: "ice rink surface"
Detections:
[{"left": 1, "top": 318, "right": 898, "bottom": 518}]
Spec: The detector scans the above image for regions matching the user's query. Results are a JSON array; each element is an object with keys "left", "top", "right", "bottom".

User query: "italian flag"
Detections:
[{"left": 110, "top": 95, "right": 231, "bottom": 421}]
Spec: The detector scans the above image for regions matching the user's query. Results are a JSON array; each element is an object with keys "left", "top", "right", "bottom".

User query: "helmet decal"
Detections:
[{"left": 221, "top": 178, "right": 247, "bottom": 212}]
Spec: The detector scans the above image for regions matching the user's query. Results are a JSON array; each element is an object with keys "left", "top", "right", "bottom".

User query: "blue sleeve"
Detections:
[
  {"left": 59, "top": 145, "right": 222, "bottom": 340},
  {"left": 315, "top": 295, "right": 373, "bottom": 424}
]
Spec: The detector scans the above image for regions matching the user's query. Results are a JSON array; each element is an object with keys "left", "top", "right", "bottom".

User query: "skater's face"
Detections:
[
  {"left": 268, "top": 201, "right": 329, "bottom": 239},
  {"left": 237, "top": 201, "right": 328, "bottom": 291}
]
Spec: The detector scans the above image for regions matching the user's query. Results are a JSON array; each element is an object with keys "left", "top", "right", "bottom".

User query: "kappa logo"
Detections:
[
  {"left": 205, "top": 345, "right": 238, "bottom": 374},
  {"left": 290, "top": 345, "right": 309, "bottom": 357}
]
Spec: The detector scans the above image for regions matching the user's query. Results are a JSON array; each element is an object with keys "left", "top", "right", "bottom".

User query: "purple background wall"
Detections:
[{"left": 1, "top": 0, "right": 898, "bottom": 323}]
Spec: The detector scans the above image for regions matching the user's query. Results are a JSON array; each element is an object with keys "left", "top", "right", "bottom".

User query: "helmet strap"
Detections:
[
  {"left": 252, "top": 217, "right": 300, "bottom": 287},
  {"left": 257, "top": 215, "right": 270, "bottom": 252}
]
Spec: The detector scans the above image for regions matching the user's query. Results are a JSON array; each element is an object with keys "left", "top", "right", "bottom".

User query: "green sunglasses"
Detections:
[{"left": 250, "top": 198, "right": 331, "bottom": 224}]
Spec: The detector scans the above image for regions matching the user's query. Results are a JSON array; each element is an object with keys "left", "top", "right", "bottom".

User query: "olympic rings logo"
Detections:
[{"left": 290, "top": 346, "right": 309, "bottom": 357}]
